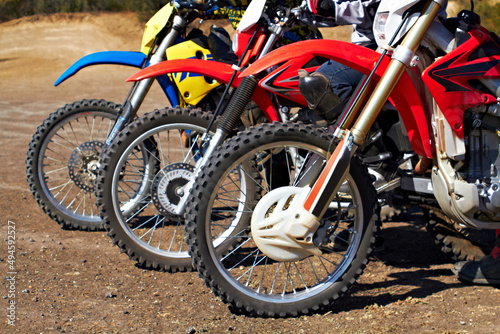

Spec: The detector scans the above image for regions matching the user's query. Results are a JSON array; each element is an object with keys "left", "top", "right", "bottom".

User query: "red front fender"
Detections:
[
  {"left": 127, "top": 59, "right": 280, "bottom": 122},
  {"left": 240, "top": 40, "right": 434, "bottom": 158},
  {"left": 128, "top": 59, "right": 235, "bottom": 84}
]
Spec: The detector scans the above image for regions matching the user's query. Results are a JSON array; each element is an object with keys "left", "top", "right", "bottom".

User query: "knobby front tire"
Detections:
[
  {"left": 186, "top": 122, "right": 379, "bottom": 317},
  {"left": 97, "top": 107, "right": 215, "bottom": 272},
  {"left": 26, "top": 99, "right": 120, "bottom": 230}
]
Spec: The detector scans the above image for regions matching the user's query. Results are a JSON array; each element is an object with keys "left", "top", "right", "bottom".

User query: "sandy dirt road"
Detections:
[{"left": 0, "top": 12, "right": 498, "bottom": 333}]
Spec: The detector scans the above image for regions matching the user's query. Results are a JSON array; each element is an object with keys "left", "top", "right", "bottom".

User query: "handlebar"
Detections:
[
  {"left": 291, "top": 2, "right": 333, "bottom": 29},
  {"left": 173, "top": 0, "right": 235, "bottom": 11},
  {"left": 291, "top": 1, "right": 309, "bottom": 16}
]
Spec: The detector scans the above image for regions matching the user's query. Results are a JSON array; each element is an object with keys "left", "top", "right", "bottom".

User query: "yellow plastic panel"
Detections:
[
  {"left": 167, "top": 40, "right": 221, "bottom": 105},
  {"left": 141, "top": 4, "right": 175, "bottom": 55}
]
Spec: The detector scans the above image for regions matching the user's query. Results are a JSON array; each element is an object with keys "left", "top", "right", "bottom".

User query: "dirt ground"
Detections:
[{"left": 0, "top": 11, "right": 499, "bottom": 334}]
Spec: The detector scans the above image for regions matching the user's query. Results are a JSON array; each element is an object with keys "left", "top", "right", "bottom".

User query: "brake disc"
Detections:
[
  {"left": 67, "top": 141, "right": 104, "bottom": 192},
  {"left": 151, "top": 163, "right": 195, "bottom": 221}
]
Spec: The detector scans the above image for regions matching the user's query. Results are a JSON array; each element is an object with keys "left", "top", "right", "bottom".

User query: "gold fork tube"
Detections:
[
  {"left": 339, "top": 77, "right": 377, "bottom": 130},
  {"left": 349, "top": 0, "right": 443, "bottom": 146}
]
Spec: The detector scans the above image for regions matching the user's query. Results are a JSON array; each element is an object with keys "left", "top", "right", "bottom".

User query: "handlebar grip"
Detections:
[
  {"left": 173, "top": 0, "right": 236, "bottom": 11},
  {"left": 173, "top": 0, "right": 210, "bottom": 10}
]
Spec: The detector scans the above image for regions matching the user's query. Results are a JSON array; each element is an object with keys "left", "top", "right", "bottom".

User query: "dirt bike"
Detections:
[
  {"left": 25, "top": 1, "right": 244, "bottom": 231},
  {"left": 184, "top": 0, "right": 500, "bottom": 316},
  {"left": 95, "top": 0, "right": 323, "bottom": 272}
]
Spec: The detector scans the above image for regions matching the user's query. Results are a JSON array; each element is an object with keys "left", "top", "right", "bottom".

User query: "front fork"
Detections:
[
  {"left": 105, "top": 15, "right": 188, "bottom": 146},
  {"left": 174, "top": 23, "right": 286, "bottom": 215},
  {"left": 174, "top": 75, "right": 260, "bottom": 214},
  {"left": 304, "top": 0, "right": 443, "bottom": 220}
]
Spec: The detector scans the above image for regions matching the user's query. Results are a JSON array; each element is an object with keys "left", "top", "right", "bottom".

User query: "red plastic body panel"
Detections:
[
  {"left": 234, "top": 26, "right": 257, "bottom": 59},
  {"left": 422, "top": 29, "right": 500, "bottom": 138},
  {"left": 244, "top": 33, "right": 267, "bottom": 65},
  {"left": 128, "top": 59, "right": 234, "bottom": 83},
  {"left": 236, "top": 27, "right": 267, "bottom": 66},
  {"left": 127, "top": 59, "right": 280, "bottom": 122},
  {"left": 240, "top": 40, "right": 434, "bottom": 157}
]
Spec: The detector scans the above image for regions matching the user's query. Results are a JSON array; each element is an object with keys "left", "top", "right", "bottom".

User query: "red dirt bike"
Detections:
[
  {"left": 96, "top": 0, "right": 323, "bottom": 272},
  {"left": 184, "top": 0, "right": 500, "bottom": 316}
]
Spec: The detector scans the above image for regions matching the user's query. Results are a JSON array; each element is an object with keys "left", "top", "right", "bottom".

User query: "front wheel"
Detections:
[
  {"left": 26, "top": 99, "right": 120, "bottom": 230},
  {"left": 185, "top": 122, "right": 378, "bottom": 317},
  {"left": 97, "top": 107, "right": 215, "bottom": 272}
]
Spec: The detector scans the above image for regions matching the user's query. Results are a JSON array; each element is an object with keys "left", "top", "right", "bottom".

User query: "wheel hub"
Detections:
[
  {"left": 251, "top": 186, "right": 322, "bottom": 262},
  {"left": 68, "top": 141, "right": 104, "bottom": 192},
  {"left": 151, "top": 163, "right": 194, "bottom": 220}
]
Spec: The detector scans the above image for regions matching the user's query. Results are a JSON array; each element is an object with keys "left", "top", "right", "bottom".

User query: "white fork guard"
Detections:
[{"left": 251, "top": 186, "right": 322, "bottom": 262}]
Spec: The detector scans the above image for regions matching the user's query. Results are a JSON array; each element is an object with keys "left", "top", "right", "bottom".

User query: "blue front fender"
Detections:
[{"left": 54, "top": 51, "right": 146, "bottom": 86}]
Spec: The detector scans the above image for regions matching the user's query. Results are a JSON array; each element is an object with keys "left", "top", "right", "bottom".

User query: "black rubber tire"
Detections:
[
  {"left": 26, "top": 99, "right": 120, "bottom": 231},
  {"left": 426, "top": 209, "right": 496, "bottom": 262},
  {"left": 97, "top": 107, "right": 215, "bottom": 272},
  {"left": 185, "top": 122, "right": 379, "bottom": 317}
]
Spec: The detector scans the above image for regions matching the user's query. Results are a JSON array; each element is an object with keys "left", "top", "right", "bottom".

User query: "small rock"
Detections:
[
  {"left": 186, "top": 327, "right": 196, "bottom": 334},
  {"left": 105, "top": 291, "right": 117, "bottom": 299}
]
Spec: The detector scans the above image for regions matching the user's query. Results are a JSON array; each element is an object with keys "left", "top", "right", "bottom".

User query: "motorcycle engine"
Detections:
[{"left": 463, "top": 103, "right": 500, "bottom": 218}]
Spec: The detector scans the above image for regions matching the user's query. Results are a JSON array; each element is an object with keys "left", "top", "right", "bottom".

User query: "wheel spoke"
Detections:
[
  {"left": 156, "top": 132, "right": 167, "bottom": 167},
  {"left": 58, "top": 182, "right": 75, "bottom": 203},
  {"left": 167, "top": 220, "right": 184, "bottom": 252},
  {"left": 43, "top": 166, "right": 68, "bottom": 175}
]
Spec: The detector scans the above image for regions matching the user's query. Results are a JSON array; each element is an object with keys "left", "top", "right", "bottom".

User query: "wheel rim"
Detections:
[
  {"left": 204, "top": 141, "right": 365, "bottom": 303},
  {"left": 111, "top": 122, "right": 212, "bottom": 258},
  {"left": 38, "top": 111, "right": 115, "bottom": 222}
]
